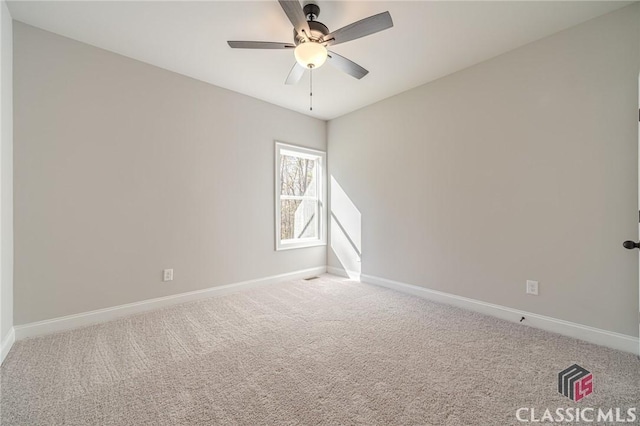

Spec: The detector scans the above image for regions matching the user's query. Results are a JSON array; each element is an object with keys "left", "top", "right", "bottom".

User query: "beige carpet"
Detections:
[{"left": 1, "top": 274, "right": 638, "bottom": 425}]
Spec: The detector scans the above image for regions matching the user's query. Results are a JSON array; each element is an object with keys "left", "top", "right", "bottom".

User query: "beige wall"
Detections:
[
  {"left": 1, "top": 0, "right": 13, "bottom": 343},
  {"left": 328, "top": 5, "right": 640, "bottom": 336},
  {"left": 13, "top": 5, "right": 640, "bottom": 337},
  {"left": 14, "top": 23, "right": 326, "bottom": 325}
]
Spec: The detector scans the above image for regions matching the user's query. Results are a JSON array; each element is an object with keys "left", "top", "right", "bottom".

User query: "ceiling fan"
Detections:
[{"left": 227, "top": 1, "right": 393, "bottom": 85}]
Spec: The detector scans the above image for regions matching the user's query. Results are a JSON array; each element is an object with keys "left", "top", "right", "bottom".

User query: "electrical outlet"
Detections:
[
  {"left": 163, "top": 269, "right": 174, "bottom": 282},
  {"left": 526, "top": 280, "right": 539, "bottom": 295}
]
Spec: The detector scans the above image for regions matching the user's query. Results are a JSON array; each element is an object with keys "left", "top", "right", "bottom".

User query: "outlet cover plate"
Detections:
[
  {"left": 163, "top": 269, "right": 174, "bottom": 282},
  {"left": 526, "top": 280, "right": 538, "bottom": 295}
]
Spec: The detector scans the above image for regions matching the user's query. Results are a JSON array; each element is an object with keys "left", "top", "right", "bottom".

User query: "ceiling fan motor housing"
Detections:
[
  {"left": 294, "top": 4, "right": 329, "bottom": 44},
  {"left": 293, "top": 21, "right": 329, "bottom": 44}
]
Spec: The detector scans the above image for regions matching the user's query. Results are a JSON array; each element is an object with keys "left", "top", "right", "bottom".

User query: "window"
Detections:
[{"left": 275, "top": 142, "right": 326, "bottom": 250}]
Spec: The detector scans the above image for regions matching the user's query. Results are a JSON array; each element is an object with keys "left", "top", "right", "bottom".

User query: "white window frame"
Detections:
[{"left": 275, "top": 142, "right": 327, "bottom": 251}]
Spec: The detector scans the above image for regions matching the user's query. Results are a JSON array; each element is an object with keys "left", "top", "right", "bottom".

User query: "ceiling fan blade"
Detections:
[
  {"left": 285, "top": 63, "right": 306, "bottom": 85},
  {"left": 323, "top": 11, "right": 393, "bottom": 46},
  {"left": 278, "top": 0, "right": 311, "bottom": 39},
  {"left": 228, "top": 41, "right": 295, "bottom": 49},
  {"left": 327, "top": 51, "right": 369, "bottom": 80}
]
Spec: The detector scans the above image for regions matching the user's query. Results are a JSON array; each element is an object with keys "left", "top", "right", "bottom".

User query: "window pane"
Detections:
[
  {"left": 280, "top": 155, "right": 317, "bottom": 197},
  {"left": 275, "top": 142, "right": 325, "bottom": 250},
  {"left": 280, "top": 199, "right": 318, "bottom": 240}
]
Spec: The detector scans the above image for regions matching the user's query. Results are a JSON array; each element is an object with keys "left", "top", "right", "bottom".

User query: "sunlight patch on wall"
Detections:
[{"left": 330, "top": 176, "right": 361, "bottom": 280}]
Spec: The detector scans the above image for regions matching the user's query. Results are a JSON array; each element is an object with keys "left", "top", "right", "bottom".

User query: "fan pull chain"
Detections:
[{"left": 309, "top": 67, "right": 313, "bottom": 111}]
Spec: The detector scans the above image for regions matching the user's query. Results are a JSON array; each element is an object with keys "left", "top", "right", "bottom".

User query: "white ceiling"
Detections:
[{"left": 8, "top": 0, "right": 633, "bottom": 120}]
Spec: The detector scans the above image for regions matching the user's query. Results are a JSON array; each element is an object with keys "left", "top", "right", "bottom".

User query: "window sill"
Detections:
[{"left": 276, "top": 241, "right": 327, "bottom": 251}]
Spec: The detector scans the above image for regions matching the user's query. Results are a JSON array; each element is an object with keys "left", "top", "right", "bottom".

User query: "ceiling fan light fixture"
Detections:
[{"left": 294, "top": 42, "right": 327, "bottom": 69}]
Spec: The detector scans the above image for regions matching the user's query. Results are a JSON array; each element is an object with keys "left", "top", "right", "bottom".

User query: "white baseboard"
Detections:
[
  {"left": 1, "top": 327, "right": 15, "bottom": 364},
  {"left": 326, "top": 266, "right": 348, "bottom": 277},
  {"left": 327, "top": 266, "right": 361, "bottom": 280},
  {"left": 14, "top": 266, "right": 327, "bottom": 340},
  {"left": 360, "top": 273, "right": 639, "bottom": 356},
  {"left": 12, "top": 267, "right": 638, "bottom": 356}
]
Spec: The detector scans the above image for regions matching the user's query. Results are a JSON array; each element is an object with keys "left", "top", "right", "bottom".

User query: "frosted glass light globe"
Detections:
[{"left": 294, "top": 42, "right": 328, "bottom": 69}]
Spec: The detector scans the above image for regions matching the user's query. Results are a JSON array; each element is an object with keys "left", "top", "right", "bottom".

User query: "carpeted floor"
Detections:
[{"left": 1, "top": 274, "right": 638, "bottom": 425}]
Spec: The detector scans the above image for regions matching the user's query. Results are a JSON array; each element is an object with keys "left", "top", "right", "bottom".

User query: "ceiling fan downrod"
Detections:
[{"left": 304, "top": 3, "right": 320, "bottom": 22}]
